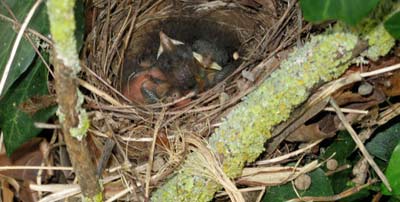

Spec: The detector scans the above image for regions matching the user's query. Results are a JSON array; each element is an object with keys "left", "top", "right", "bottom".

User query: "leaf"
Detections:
[
  {"left": 0, "top": 54, "right": 56, "bottom": 156},
  {"left": 75, "top": 0, "right": 85, "bottom": 51},
  {"left": 384, "top": 11, "right": 400, "bottom": 39},
  {"left": 0, "top": 0, "right": 49, "bottom": 96},
  {"left": 382, "top": 141, "right": 400, "bottom": 196},
  {"left": 322, "top": 131, "right": 356, "bottom": 164},
  {"left": 366, "top": 122, "right": 400, "bottom": 162},
  {"left": 300, "top": 0, "right": 380, "bottom": 26},
  {"left": 263, "top": 168, "right": 333, "bottom": 201}
]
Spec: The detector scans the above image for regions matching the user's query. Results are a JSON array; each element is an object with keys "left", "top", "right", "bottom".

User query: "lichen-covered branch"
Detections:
[
  {"left": 47, "top": 1, "right": 102, "bottom": 201},
  {"left": 151, "top": 8, "right": 397, "bottom": 202}
]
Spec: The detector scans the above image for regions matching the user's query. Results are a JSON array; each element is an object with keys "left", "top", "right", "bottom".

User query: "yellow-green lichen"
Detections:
[
  {"left": 83, "top": 192, "right": 103, "bottom": 202},
  {"left": 208, "top": 33, "right": 358, "bottom": 178},
  {"left": 362, "top": 23, "right": 395, "bottom": 61},
  {"left": 69, "top": 108, "right": 89, "bottom": 140},
  {"left": 332, "top": 1, "right": 398, "bottom": 61},
  {"left": 152, "top": 32, "right": 360, "bottom": 201},
  {"left": 47, "top": 0, "right": 80, "bottom": 73},
  {"left": 152, "top": 6, "right": 397, "bottom": 200}
]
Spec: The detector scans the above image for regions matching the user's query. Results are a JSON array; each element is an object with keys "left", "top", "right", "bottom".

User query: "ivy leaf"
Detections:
[
  {"left": 366, "top": 122, "right": 400, "bottom": 162},
  {"left": 322, "top": 131, "right": 356, "bottom": 164},
  {"left": 300, "top": 0, "right": 380, "bottom": 26},
  {"left": 382, "top": 141, "right": 400, "bottom": 196},
  {"left": 0, "top": 54, "right": 56, "bottom": 156},
  {"left": 384, "top": 11, "right": 400, "bottom": 39},
  {"left": 0, "top": 0, "right": 49, "bottom": 96}
]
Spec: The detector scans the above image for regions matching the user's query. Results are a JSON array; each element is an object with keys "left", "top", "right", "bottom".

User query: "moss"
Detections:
[{"left": 47, "top": 0, "right": 80, "bottom": 72}]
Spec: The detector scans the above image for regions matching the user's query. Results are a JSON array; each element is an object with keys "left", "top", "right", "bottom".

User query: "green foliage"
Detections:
[
  {"left": 0, "top": 55, "right": 56, "bottom": 155},
  {"left": 366, "top": 122, "right": 400, "bottom": 162},
  {"left": 300, "top": 0, "right": 380, "bottom": 26},
  {"left": 0, "top": 0, "right": 85, "bottom": 154},
  {"left": 0, "top": 0, "right": 49, "bottom": 96},
  {"left": 74, "top": 0, "right": 85, "bottom": 51},
  {"left": 384, "top": 11, "right": 400, "bottom": 39},
  {"left": 263, "top": 168, "right": 333, "bottom": 201},
  {"left": 382, "top": 141, "right": 400, "bottom": 196},
  {"left": 322, "top": 131, "right": 356, "bottom": 164}
]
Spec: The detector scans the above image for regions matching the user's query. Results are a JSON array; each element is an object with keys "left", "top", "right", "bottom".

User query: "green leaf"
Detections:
[
  {"left": 263, "top": 168, "right": 333, "bottom": 201},
  {"left": 384, "top": 11, "right": 400, "bottom": 39},
  {"left": 322, "top": 131, "right": 356, "bottom": 164},
  {"left": 382, "top": 141, "right": 400, "bottom": 196},
  {"left": 0, "top": 54, "right": 56, "bottom": 156},
  {"left": 75, "top": 0, "right": 85, "bottom": 51},
  {"left": 0, "top": 0, "right": 49, "bottom": 96},
  {"left": 300, "top": 0, "right": 380, "bottom": 25},
  {"left": 366, "top": 122, "right": 400, "bottom": 162}
]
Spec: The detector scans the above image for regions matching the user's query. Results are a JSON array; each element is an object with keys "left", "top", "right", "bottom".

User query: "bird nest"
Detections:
[{"left": 82, "top": 0, "right": 299, "bottom": 198}]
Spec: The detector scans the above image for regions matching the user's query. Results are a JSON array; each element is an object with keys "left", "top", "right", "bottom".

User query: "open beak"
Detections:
[
  {"left": 157, "top": 31, "right": 184, "bottom": 59},
  {"left": 193, "top": 52, "right": 222, "bottom": 71}
]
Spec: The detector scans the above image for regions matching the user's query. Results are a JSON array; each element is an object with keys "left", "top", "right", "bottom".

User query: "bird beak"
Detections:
[
  {"left": 193, "top": 52, "right": 222, "bottom": 71},
  {"left": 157, "top": 31, "right": 184, "bottom": 59}
]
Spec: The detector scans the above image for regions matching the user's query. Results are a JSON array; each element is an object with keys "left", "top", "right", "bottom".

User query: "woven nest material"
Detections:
[{"left": 82, "top": 0, "right": 299, "bottom": 197}]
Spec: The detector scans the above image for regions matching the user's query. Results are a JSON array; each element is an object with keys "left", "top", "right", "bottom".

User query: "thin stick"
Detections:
[
  {"left": 329, "top": 98, "right": 392, "bottom": 191},
  {"left": 215, "top": 186, "right": 265, "bottom": 197},
  {"left": 287, "top": 179, "right": 378, "bottom": 202},
  {"left": 361, "top": 63, "right": 400, "bottom": 78},
  {"left": 77, "top": 78, "right": 122, "bottom": 106},
  {"left": 145, "top": 109, "right": 165, "bottom": 198},
  {"left": 0, "top": 166, "right": 73, "bottom": 171},
  {"left": 0, "top": 0, "right": 43, "bottom": 95},
  {"left": 324, "top": 107, "right": 368, "bottom": 114},
  {"left": 105, "top": 186, "right": 134, "bottom": 202},
  {"left": 256, "top": 139, "right": 322, "bottom": 166}
]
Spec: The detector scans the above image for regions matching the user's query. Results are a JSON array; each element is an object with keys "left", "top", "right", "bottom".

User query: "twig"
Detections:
[
  {"left": 329, "top": 98, "right": 392, "bottom": 191},
  {"left": 105, "top": 185, "right": 134, "bottom": 202},
  {"left": 78, "top": 78, "right": 122, "bottom": 106},
  {"left": 361, "top": 62, "right": 400, "bottom": 78},
  {"left": 215, "top": 186, "right": 265, "bottom": 197},
  {"left": 324, "top": 107, "right": 368, "bottom": 114},
  {"left": 256, "top": 139, "right": 322, "bottom": 166},
  {"left": 287, "top": 179, "right": 378, "bottom": 202},
  {"left": 145, "top": 109, "right": 165, "bottom": 199},
  {"left": 0, "top": 166, "right": 73, "bottom": 171}
]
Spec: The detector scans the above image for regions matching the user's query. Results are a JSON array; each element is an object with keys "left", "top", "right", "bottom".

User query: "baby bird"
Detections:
[
  {"left": 156, "top": 31, "right": 201, "bottom": 91},
  {"left": 157, "top": 31, "right": 229, "bottom": 93},
  {"left": 123, "top": 31, "right": 236, "bottom": 105},
  {"left": 192, "top": 39, "right": 228, "bottom": 71},
  {"left": 123, "top": 67, "right": 171, "bottom": 104}
]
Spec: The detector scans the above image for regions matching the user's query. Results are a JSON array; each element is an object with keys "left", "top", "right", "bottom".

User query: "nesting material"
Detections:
[{"left": 83, "top": 0, "right": 280, "bottom": 200}]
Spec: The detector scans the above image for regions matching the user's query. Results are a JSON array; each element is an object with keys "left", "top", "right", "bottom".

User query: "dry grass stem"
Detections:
[
  {"left": 256, "top": 139, "right": 322, "bottom": 166},
  {"left": 329, "top": 98, "right": 392, "bottom": 191}
]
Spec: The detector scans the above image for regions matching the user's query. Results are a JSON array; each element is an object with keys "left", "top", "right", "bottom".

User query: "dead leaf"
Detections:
[
  {"left": 0, "top": 138, "right": 47, "bottom": 181},
  {"left": 18, "top": 95, "right": 57, "bottom": 116}
]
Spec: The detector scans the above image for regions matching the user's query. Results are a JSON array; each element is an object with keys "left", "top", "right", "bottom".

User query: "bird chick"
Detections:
[
  {"left": 192, "top": 39, "right": 228, "bottom": 70},
  {"left": 123, "top": 67, "right": 171, "bottom": 104},
  {"left": 156, "top": 31, "right": 203, "bottom": 92},
  {"left": 156, "top": 31, "right": 236, "bottom": 93}
]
